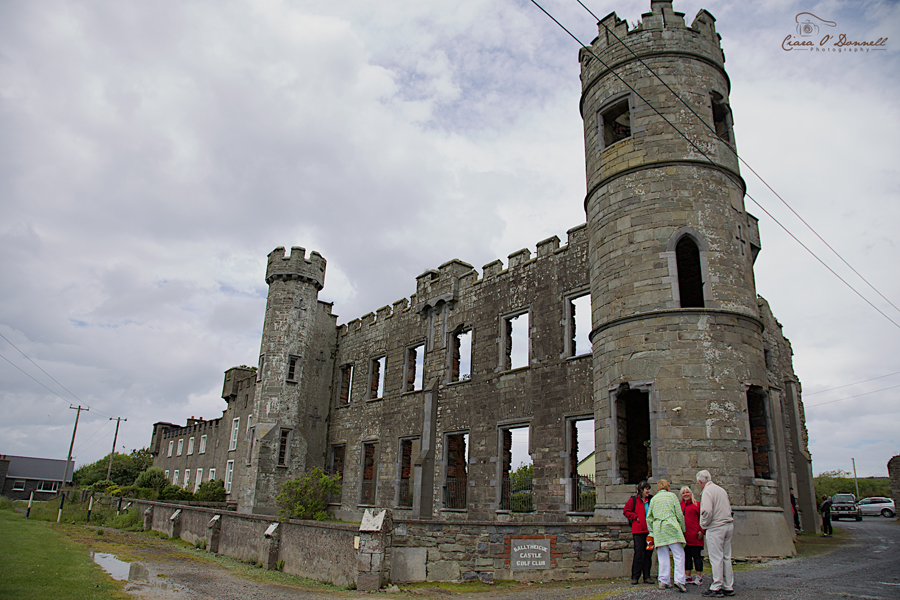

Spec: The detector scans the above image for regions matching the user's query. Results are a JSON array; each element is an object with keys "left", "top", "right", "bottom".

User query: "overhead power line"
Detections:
[
  {"left": 805, "top": 371, "right": 900, "bottom": 396},
  {"left": 528, "top": 0, "right": 900, "bottom": 330},
  {"left": 804, "top": 383, "right": 900, "bottom": 409}
]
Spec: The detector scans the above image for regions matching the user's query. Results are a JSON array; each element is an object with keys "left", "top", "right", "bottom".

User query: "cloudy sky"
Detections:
[{"left": 1, "top": 0, "right": 897, "bottom": 479}]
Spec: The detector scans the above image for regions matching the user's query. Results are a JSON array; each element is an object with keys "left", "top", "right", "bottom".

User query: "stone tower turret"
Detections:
[
  {"left": 581, "top": 1, "right": 793, "bottom": 546},
  {"left": 236, "top": 246, "right": 337, "bottom": 514}
]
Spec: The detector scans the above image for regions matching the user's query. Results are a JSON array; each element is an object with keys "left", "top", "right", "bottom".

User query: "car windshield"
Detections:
[{"left": 833, "top": 494, "right": 855, "bottom": 502}]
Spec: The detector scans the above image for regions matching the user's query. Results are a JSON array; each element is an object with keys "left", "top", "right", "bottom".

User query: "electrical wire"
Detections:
[
  {"left": 528, "top": 0, "right": 900, "bottom": 330},
  {"left": 575, "top": 0, "right": 900, "bottom": 319},
  {"left": 804, "top": 383, "right": 900, "bottom": 408},
  {"left": 804, "top": 371, "right": 900, "bottom": 396}
]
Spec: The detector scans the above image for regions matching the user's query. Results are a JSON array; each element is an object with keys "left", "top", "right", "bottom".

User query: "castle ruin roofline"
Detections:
[{"left": 265, "top": 245, "right": 326, "bottom": 290}]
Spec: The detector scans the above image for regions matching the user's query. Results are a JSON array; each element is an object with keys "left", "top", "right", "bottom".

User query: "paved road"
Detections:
[{"left": 605, "top": 517, "right": 900, "bottom": 600}]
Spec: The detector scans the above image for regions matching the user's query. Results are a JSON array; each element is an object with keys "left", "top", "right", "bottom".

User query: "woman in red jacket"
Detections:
[
  {"left": 623, "top": 480, "right": 653, "bottom": 585},
  {"left": 680, "top": 485, "right": 705, "bottom": 585}
]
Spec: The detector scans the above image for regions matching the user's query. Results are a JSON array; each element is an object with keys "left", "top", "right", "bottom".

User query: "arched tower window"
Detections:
[{"left": 676, "top": 236, "right": 704, "bottom": 308}]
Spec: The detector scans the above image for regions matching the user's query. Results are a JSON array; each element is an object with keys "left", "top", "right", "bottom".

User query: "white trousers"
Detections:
[
  {"left": 705, "top": 523, "right": 734, "bottom": 591},
  {"left": 656, "top": 543, "right": 686, "bottom": 585}
]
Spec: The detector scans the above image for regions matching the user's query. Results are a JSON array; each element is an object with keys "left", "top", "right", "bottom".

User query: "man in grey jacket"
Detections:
[{"left": 697, "top": 470, "right": 734, "bottom": 597}]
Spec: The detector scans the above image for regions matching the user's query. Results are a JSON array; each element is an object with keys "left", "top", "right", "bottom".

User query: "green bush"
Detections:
[
  {"left": 814, "top": 471, "right": 891, "bottom": 500},
  {"left": 74, "top": 448, "right": 154, "bottom": 488},
  {"left": 134, "top": 467, "right": 169, "bottom": 493},
  {"left": 158, "top": 484, "right": 194, "bottom": 502},
  {"left": 90, "top": 480, "right": 116, "bottom": 494},
  {"left": 0, "top": 496, "right": 15, "bottom": 510},
  {"left": 276, "top": 467, "right": 341, "bottom": 521},
  {"left": 195, "top": 479, "right": 227, "bottom": 502}
]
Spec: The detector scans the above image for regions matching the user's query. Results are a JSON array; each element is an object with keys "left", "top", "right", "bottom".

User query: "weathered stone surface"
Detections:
[{"left": 390, "top": 548, "right": 426, "bottom": 583}]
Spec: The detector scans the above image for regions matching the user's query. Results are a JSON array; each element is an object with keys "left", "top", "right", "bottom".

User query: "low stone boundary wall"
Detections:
[{"left": 133, "top": 500, "right": 357, "bottom": 587}]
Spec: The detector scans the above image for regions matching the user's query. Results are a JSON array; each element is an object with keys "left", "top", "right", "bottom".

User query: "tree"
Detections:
[
  {"left": 814, "top": 470, "right": 891, "bottom": 499},
  {"left": 159, "top": 484, "right": 194, "bottom": 502},
  {"left": 276, "top": 468, "right": 341, "bottom": 521},
  {"left": 73, "top": 448, "right": 154, "bottom": 488}
]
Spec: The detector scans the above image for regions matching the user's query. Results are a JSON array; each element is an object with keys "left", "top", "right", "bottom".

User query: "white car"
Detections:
[{"left": 856, "top": 497, "right": 895, "bottom": 518}]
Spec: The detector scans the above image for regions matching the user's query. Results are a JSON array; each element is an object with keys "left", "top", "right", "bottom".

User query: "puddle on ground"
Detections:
[{"left": 91, "top": 552, "right": 149, "bottom": 582}]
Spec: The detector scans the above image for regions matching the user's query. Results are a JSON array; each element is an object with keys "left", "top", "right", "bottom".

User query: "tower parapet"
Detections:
[{"left": 266, "top": 246, "right": 326, "bottom": 290}]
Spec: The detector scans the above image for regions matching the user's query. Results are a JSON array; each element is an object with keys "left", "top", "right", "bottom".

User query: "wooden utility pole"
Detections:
[
  {"left": 58, "top": 405, "right": 87, "bottom": 523},
  {"left": 106, "top": 417, "right": 126, "bottom": 481}
]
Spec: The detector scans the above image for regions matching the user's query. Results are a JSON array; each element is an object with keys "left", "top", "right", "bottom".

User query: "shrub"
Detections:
[
  {"left": 276, "top": 467, "right": 341, "bottom": 521},
  {"left": 158, "top": 484, "right": 194, "bottom": 502},
  {"left": 0, "top": 496, "right": 14, "bottom": 510},
  {"left": 195, "top": 479, "right": 227, "bottom": 502},
  {"left": 90, "top": 480, "right": 116, "bottom": 494},
  {"left": 134, "top": 467, "right": 168, "bottom": 493}
]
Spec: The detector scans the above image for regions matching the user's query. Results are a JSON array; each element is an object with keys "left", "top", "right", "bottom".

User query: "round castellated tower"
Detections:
[
  {"left": 237, "top": 246, "right": 332, "bottom": 514},
  {"left": 582, "top": 1, "right": 787, "bottom": 536}
]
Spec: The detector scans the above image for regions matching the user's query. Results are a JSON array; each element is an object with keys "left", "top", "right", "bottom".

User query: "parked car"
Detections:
[
  {"left": 857, "top": 497, "right": 896, "bottom": 518},
  {"left": 830, "top": 493, "right": 861, "bottom": 521}
]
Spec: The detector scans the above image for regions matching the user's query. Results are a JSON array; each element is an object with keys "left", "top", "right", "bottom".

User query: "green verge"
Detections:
[
  {"left": 794, "top": 526, "right": 849, "bottom": 559},
  {"left": 0, "top": 509, "right": 129, "bottom": 600}
]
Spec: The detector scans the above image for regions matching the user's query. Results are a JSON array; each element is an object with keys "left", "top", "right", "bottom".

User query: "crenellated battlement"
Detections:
[
  {"left": 266, "top": 246, "right": 326, "bottom": 290},
  {"left": 338, "top": 224, "right": 588, "bottom": 336}
]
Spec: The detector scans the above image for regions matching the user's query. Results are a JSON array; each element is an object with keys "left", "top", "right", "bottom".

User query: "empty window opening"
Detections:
[
  {"left": 399, "top": 437, "right": 421, "bottom": 508},
  {"left": 615, "top": 388, "right": 651, "bottom": 484},
  {"left": 504, "top": 312, "right": 529, "bottom": 370},
  {"left": 601, "top": 98, "right": 631, "bottom": 148},
  {"left": 329, "top": 445, "right": 345, "bottom": 504},
  {"left": 747, "top": 388, "right": 772, "bottom": 479},
  {"left": 444, "top": 432, "right": 468, "bottom": 509},
  {"left": 451, "top": 328, "right": 473, "bottom": 382},
  {"left": 257, "top": 354, "right": 265, "bottom": 381},
  {"left": 676, "top": 237, "right": 704, "bottom": 308},
  {"left": 229, "top": 418, "right": 240, "bottom": 451},
  {"left": 199, "top": 435, "right": 207, "bottom": 454},
  {"left": 167, "top": 440, "right": 174, "bottom": 457},
  {"left": 339, "top": 364, "right": 353, "bottom": 404},
  {"left": 246, "top": 426, "right": 256, "bottom": 465},
  {"left": 209, "top": 468, "right": 216, "bottom": 481},
  {"left": 569, "top": 294, "right": 592, "bottom": 357},
  {"left": 370, "top": 356, "right": 385, "bottom": 399},
  {"left": 361, "top": 441, "right": 379, "bottom": 505},
  {"left": 287, "top": 355, "right": 300, "bottom": 381},
  {"left": 406, "top": 344, "right": 424, "bottom": 391},
  {"left": 183, "top": 469, "right": 190, "bottom": 489},
  {"left": 710, "top": 91, "right": 733, "bottom": 144},
  {"left": 277, "top": 429, "right": 291, "bottom": 466},
  {"left": 173, "top": 470, "right": 179, "bottom": 486},
  {"left": 569, "top": 418, "right": 596, "bottom": 512},
  {"left": 177, "top": 439, "right": 184, "bottom": 456},
  {"left": 194, "top": 469, "right": 203, "bottom": 493},
  {"left": 187, "top": 437, "right": 194, "bottom": 455},
  {"left": 501, "top": 426, "right": 533, "bottom": 512}
]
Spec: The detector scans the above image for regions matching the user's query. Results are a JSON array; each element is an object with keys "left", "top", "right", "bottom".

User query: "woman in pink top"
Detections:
[{"left": 680, "top": 486, "right": 705, "bottom": 585}]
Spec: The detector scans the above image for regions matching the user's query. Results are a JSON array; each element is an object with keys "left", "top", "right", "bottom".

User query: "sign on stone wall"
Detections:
[{"left": 510, "top": 539, "right": 551, "bottom": 570}]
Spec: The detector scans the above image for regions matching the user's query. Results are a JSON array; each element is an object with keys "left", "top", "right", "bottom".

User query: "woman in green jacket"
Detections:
[{"left": 647, "top": 479, "right": 687, "bottom": 592}]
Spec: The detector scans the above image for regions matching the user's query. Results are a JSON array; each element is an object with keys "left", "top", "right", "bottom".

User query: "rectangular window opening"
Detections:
[
  {"left": 329, "top": 445, "right": 345, "bottom": 504},
  {"left": 199, "top": 435, "right": 207, "bottom": 454},
  {"left": 569, "top": 418, "right": 596, "bottom": 512},
  {"left": 710, "top": 91, "right": 733, "bottom": 144},
  {"left": 504, "top": 312, "right": 529, "bottom": 370},
  {"left": 183, "top": 469, "right": 190, "bottom": 489},
  {"left": 500, "top": 426, "right": 532, "bottom": 512},
  {"left": 164, "top": 470, "right": 169, "bottom": 481},
  {"left": 194, "top": 469, "right": 203, "bottom": 493},
  {"left": 748, "top": 388, "right": 772, "bottom": 479},
  {"left": 12, "top": 480, "right": 26, "bottom": 491},
  {"left": 225, "top": 461, "right": 234, "bottom": 493},
  {"left": 615, "top": 388, "right": 651, "bottom": 484},
  {"left": 173, "top": 470, "right": 179, "bottom": 486},
  {"left": 370, "top": 356, "right": 385, "bottom": 399},
  {"left": 208, "top": 468, "right": 216, "bottom": 481},
  {"left": 451, "top": 328, "right": 473, "bottom": 382},
  {"left": 37, "top": 481, "right": 59, "bottom": 493},
  {"left": 277, "top": 428, "right": 291, "bottom": 466},
  {"left": 246, "top": 426, "right": 256, "bottom": 465},
  {"left": 229, "top": 418, "right": 240, "bottom": 451},
  {"left": 257, "top": 354, "right": 265, "bottom": 381},
  {"left": 444, "top": 432, "right": 468, "bottom": 509},
  {"left": 339, "top": 364, "right": 353, "bottom": 404},
  {"left": 167, "top": 440, "right": 174, "bottom": 457},
  {"left": 601, "top": 98, "right": 631, "bottom": 148},
  {"left": 287, "top": 355, "right": 300, "bottom": 381},
  {"left": 399, "top": 437, "right": 421, "bottom": 508},
  {"left": 406, "top": 344, "right": 424, "bottom": 391},
  {"left": 177, "top": 439, "right": 184, "bottom": 456},
  {"left": 569, "top": 294, "right": 592, "bottom": 357},
  {"left": 187, "top": 437, "right": 195, "bottom": 455},
  {"left": 361, "top": 441, "right": 379, "bottom": 505}
]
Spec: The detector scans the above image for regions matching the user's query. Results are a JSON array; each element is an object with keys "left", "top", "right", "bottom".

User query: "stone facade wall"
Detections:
[{"left": 889, "top": 456, "right": 900, "bottom": 512}]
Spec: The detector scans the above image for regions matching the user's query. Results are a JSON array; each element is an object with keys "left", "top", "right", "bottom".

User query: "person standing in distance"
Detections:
[
  {"left": 697, "top": 470, "right": 734, "bottom": 597},
  {"left": 819, "top": 495, "right": 833, "bottom": 537}
]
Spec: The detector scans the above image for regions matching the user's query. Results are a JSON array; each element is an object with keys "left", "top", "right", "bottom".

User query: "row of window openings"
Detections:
[
  {"left": 598, "top": 91, "right": 733, "bottom": 150},
  {"left": 337, "top": 296, "right": 594, "bottom": 404},
  {"left": 328, "top": 419, "right": 596, "bottom": 512},
  {"left": 165, "top": 463, "right": 233, "bottom": 494},
  {"left": 166, "top": 416, "right": 249, "bottom": 458},
  {"left": 11, "top": 480, "right": 59, "bottom": 492}
]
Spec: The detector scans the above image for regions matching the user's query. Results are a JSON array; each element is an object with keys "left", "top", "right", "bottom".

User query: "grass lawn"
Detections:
[
  {"left": 793, "top": 526, "right": 849, "bottom": 559},
  {"left": 0, "top": 508, "right": 129, "bottom": 600}
]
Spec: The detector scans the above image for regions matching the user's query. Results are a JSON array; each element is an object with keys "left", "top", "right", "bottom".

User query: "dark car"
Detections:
[{"left": 831, "top": 493, "right": 862, "bottom": 521}]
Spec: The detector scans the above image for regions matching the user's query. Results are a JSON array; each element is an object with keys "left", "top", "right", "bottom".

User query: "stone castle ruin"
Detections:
[{"left": 150, "top": 1, "right": 817, "bottom": 578}]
